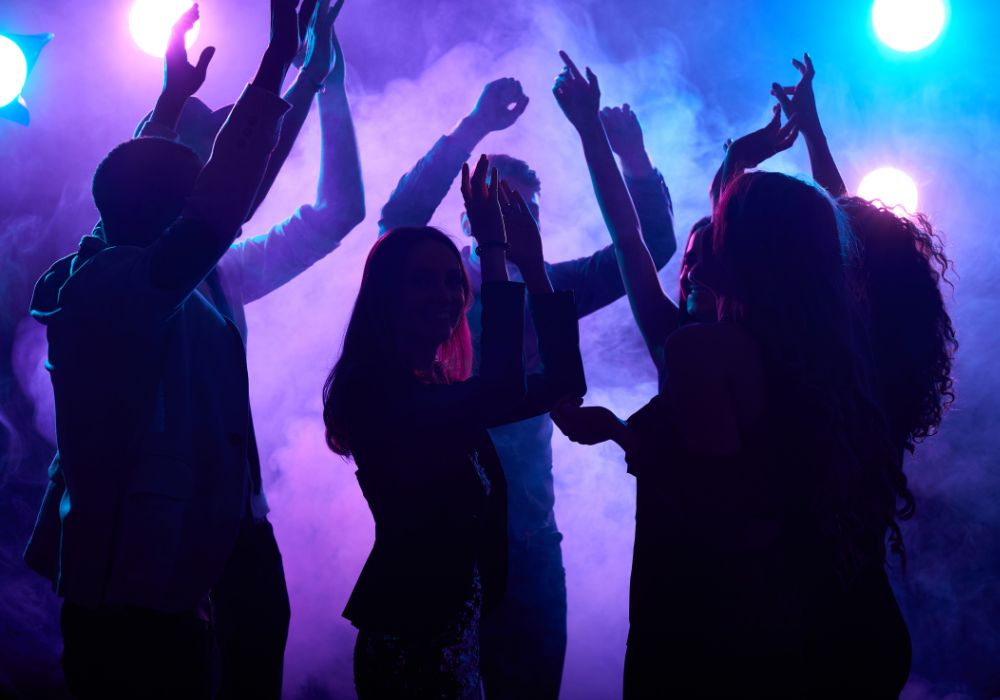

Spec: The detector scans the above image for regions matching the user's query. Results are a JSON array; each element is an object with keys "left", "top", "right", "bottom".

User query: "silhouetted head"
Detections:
[
  {"left": 713, "top": 171, "right": 908, "bottom": 575},
  {"left": 462, "top": 154, "right": 541, "bottom": 237},
  {"left": 678, "top": 216, "right": 716, "bottom": 324},
  {"left": 92, "top": 137, "right": 202, "bottom": 246},
  {"left": 839, "top": 196, "right": 956, "bottom": 452},
  {"left": 134, "top": 97, "right": 232, "bottom": 164},
  {"left": 323, "top": 227, "right": 473, "bottom": 456}
]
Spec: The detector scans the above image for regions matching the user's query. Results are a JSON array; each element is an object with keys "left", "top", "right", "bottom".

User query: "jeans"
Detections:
[
  {"left": 212, "top": 517, "right": 291, "bottom": 700},
  {"left": 480, "top": 538, "right": 567, "bottom": 700}
]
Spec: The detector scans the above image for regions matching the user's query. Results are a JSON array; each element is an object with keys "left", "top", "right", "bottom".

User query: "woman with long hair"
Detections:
[
  {"left": 551, "top": 51, "right": 912, "bottom": 696},
  {"left": 322, "top": 155, "right": 586, "bottom": 698}
]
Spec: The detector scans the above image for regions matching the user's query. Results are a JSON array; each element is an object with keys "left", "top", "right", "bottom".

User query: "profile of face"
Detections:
[
  {"left": 396, "top": 239, "right": 469, "bottom": 352},
  {"left": 680, "top": 220, "right": 719, "bottom": 322}
]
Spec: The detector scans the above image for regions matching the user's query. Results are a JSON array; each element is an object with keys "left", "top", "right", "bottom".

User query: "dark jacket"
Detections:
[
  {"left": 23, "top": 84, "right": 289, "bottom": 613},
  {"left": 342, "top": 282, "right": 586, "bottom": 634}
]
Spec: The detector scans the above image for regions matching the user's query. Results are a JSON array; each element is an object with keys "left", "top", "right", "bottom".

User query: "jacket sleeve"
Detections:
[
  {"left": 486, "top": 290, "right": 586, "bottom": 427},
  {"left": 217, "top": 204, "right": 350, "bottom": 305},
  {"left": 378, "top": 134, "right": 472, "bottom": 233},
  {"left": 547, "top": 169, "right": 676, "bottom": 319}
]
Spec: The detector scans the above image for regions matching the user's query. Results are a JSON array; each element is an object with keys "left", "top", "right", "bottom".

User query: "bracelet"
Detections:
[{"left": 475, "top": 241, "right": 510, "bottom": 256}]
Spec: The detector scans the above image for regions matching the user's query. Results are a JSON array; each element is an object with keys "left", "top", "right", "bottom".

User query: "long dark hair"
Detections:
[
  {"left": 713, "top": 172, "right": 905, "bottom": 575},
  {"left": 839, "top": 196, "right": 957, "bottom": 453},
  {"left": 322, "top": 227, "right": 473, "bottom": 457}
]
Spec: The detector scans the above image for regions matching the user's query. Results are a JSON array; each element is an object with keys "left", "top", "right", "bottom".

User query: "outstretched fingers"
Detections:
[
  {"left": 559, "top": 50, "right": 585, "bottom": 82},
  {"left": 195, "top": 46, "right": 216, "bottom": 77},
  {"left": 771, "top": 82, "right": 793, "bottom": 115}
]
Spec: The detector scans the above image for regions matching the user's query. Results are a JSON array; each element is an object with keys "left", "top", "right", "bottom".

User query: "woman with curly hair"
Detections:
[{"left": 551, "top": 51, "right": 916, "bottom": 696}]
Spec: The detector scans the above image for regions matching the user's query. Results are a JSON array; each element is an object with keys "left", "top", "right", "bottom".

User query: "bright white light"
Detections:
[
  {"left": 858, "top": 167, "right": 919, "bottom": 215},
  {"left": 0, "top": 35, "right": 28, "bottom": 107},
  {"left": 872, "top": 0, "right": 946, "bottom": 52},
  {"left": 129, "top": 0, "right": 200, "bottom": 58}
]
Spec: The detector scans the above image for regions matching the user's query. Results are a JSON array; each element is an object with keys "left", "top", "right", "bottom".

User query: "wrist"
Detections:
[
  {"left": 574, "top": 116, "right": 604, "bottom": 139},
  {"left": 520, "top": 261, "right": 552, "bottom": 293},
  {"left": 621, "top": 150, "right": 654, "bottom": 179},
  {"left": 151, "top": 91, "right": 187, "bottom": 129},
  {"left": 451, "top": 114, "right": 490, "bottom": 152}
]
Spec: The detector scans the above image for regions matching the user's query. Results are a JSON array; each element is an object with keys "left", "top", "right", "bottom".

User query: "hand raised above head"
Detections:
[
  {"left": 771, "top": 52, "right": 821, "bottom": 138},
  {"left": 600, "top": 104, "right": 645, "bottom": 160},
  {"left": 295, "top": 0, "right": 347, "bottom": 87},
  {"left": 469, "top": 78, "right": 530, "bottom": 134},
  {"left": 163, "top": 3, "right": 215, "bottom": 100},
  {"left": 499, "top": 181, "right": 543, "bottom": 271},
  {"left": 726, "top": 104, "right": 799, "bottom": 170},
  {"left": 461, "top": 155, "right": 506, "bottom": 248},
  {"left": 553, "top": 50, "right": 601, "bottom": 132},
  {"left": 268, "top": 0, "right": 320, "bottom": 68}
]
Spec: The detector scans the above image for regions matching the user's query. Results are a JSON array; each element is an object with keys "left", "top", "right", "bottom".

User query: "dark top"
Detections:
[
  {"left": 624, "top": 394, "right": 910, "bottom": 695},
  {"left": 342, "top": 282, "right": 586, "bottom": 635}
]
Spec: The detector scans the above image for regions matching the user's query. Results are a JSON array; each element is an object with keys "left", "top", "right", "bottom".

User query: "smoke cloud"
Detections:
[{"left": 1, "top": 1, "right": 998, "bottom": 698}]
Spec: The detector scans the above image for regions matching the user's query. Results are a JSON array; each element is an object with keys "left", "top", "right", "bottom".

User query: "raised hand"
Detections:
[
  {"left": 461, "top": 155, "right": 506, "bottom": 248},
  {"left": 255, "top": 0, "right": 320, "bottom": 95},
  {"left": 468, "top": 78, "right": 530, "bottom": 134},
  {"left": 601, "top": 104, "right": 644, "bottom": 159},
  {"left": 601, "top": 103, "right": 654, "bottom": 178},
  {"left": 553, "top": 50, "right": 601, "bottom": 132},
  {"left": 295, "top": 0, "right": 346, "bottom": 87},
  {"left": 163, "top": 4, "right": 215, "bottom": 100},
  {"left": 551, "top": 397, "right": 623, "bottom": 446},
  {"left": 726, "top": 104, "right": 799, "bottom": 170},
  {"left": 499, "top": 181, "right": 544, "bottom": 274},
  {"left": 271, "top": 0, "right": 319, "bottom": 68},
  {"left": 771, "top": 53, "right": 821, "bottom": 138}
]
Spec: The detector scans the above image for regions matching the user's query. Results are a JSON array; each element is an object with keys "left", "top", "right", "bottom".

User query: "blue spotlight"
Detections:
[
  {"left": 0, "top": 32, "right": 53, "bottom": 126},
  {"left": 872, "top": 0, "right": 946, "bottom": 52}
]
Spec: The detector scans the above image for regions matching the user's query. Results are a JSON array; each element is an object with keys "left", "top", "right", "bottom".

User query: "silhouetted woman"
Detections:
[{"left": 322, "top": 155, "right": 585, "bottom": 699}]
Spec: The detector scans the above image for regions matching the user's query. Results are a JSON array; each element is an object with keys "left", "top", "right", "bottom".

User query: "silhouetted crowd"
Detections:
[{"left": 21, "top": 1, "right": 956, "bottom": 698}]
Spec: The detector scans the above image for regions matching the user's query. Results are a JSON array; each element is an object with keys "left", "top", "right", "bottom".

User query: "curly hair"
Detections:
[{"left": 839, "top": 197, "right": 957, "bottom": 453}]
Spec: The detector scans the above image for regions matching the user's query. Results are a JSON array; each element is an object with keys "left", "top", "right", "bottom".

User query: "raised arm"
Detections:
[
  {"left": 542, "top": 103, "right": 678, "bottom": 319},
  {"left": 553, "top": 51, "right": 674, "bottom": 368},
  {"left": 772, "top": 53, "right": 847, "bottom": 198},
  {"left": 146, "top": 0, "right": 308, "bottom": 301},
  {"left": 378, "top": 78, "right": 529, "bottom": 232},
  {"left": 222, "top": 0, "right": 366, "bottom": 303},
  {"left": 716, "top": 104, "right": 799, "bottom": 204},
  {"left": 247, "top": 0, "right": 344, "bottom": 217}
]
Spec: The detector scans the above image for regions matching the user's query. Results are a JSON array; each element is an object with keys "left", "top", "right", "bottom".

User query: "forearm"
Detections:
[
  {"left": 803, "top": 128, "right": 847, "bottom": 197},
  {"left": 626, "top": 169, "right": 677, "bottom": 268},
  {"left": 577, "top": 121, "right": 674, "bottom": 351},
  {"left": 148, "top": 90, "right": 187, "bottom": 132},
  {"left": 314, "top": 83, "right": 365, "bottom": 224},
  {"left": 247, "top": 73, "right": 319, "bottom": 218}
]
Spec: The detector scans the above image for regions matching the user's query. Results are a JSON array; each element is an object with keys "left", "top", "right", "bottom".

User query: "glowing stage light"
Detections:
[
  {"left": 129, "top": 0, "right": 200, "bottom": 58},
  {"left": 872, "top": 0, "right": 946, "bottom": 52},
  {"left": 0, "top": 32, "right": 53, "bottom": 125},
  {"left": 0, "top": 35, "right": 28, "bottom": 107},
  {"left": 858, "top": 167, "right": 919, "bottom": 215}
]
